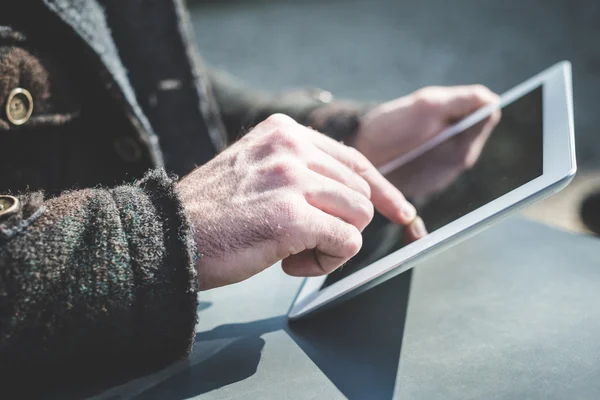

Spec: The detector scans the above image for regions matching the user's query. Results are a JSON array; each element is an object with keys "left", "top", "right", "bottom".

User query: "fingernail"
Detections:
[
  {"left": 401, "top": 202, "right": 417, "bottom": 222},
  {"left": 413, "top": 216, "right": 428, "bottom": 237}
]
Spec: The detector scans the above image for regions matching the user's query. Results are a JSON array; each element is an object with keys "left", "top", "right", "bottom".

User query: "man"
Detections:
[{"left": 0, "top": 0, "right": 499, "bottom": 392}]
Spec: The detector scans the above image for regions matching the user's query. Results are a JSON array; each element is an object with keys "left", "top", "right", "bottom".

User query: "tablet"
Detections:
[{"left": 288, "top": 61, "right": 576, "bottom": 320}]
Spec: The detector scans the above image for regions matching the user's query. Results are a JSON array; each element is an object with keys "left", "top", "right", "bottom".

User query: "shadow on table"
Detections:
[
  {"left": 134, "top": 336, "right": 266, "bottom": 399},
  {"left": 72, "top": 271, "right": 412, "bottom": 399},
  {"left": 136, "top": 271, "right": 412, "bottom": 399},
  {"left": 287, "top": 270, "right": 413, "bottom": 400},
  {"left": 108, "top": 316, "right": 283, "bottom": 399}
]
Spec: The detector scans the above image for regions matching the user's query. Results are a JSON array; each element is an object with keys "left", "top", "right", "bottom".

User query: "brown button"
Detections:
[
  {"left": 5, "top": 88, "right": 33, "bottom": 126},
  {"left": 114, "top": 136, "right": 142, "bottom": 162},
  {"left": 0, "top": 195, "right": 19, "bottom": 219}
]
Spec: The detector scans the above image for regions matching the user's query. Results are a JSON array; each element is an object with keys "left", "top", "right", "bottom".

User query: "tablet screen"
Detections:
[{"left": 323, "top": 86, "right": 543, "bottom": 288}]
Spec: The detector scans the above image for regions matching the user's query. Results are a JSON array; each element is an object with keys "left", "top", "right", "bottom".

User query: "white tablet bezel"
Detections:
[{"left": 288, "top": 61, "right": 576, "bottom": 320}]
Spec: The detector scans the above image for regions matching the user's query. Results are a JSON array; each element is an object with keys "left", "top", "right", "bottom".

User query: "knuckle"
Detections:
[
  {"left": 346, "top": 146, "right": 370, "bottom": 173},
  {"left": 274, "top": 244, "right": 290, "bottom": 261},
  {"left": 349, "top": 189, "right": 374, "bottom": 226},
  {"left": 472, "top": 83, "right": 488, "bottom": 93},
  {"left": 265, "top": 113, "right": 296, "bottom": 127},
  {"left": 277, "top": 236, "right": 305, "bottom": 259},
  {"left": 266, "top": 126, "right": 287, "bottom": 142},
  {"left": 303, "top": 186, "right": 320, "bottom": 204},
  {"left": 351, "top": 176, "right": 371, "bottom": 199},
  {"left": 472, "top": 84, "right": 499, "bottom": 103},
  {"left": 360, "top": 179, "right": 372, "bottom": 199},
  {"left": 278, "top": 132, "right": 302, "bottom": 153},
  {"left": 413, "top": 95, "right": 437, "bottom": 113},
  {"left": 343, "top": 226, "right": 363, "bottom": 257},
  {"left": 346, "top": 145, "right": 364, "bottom": 160},
  {"left": 412, "top": 87, "right": 441, "bottom": 111},
  {"left": 251, "top": 138, "right": 279, "bottom": 160},
  {"left": 361, "top": 199, "right": 375, "bottom": 226},
  {"left": 267, "top": 159, "right": 301, "bottom": 185},
  {"left": 472, "top": 84, "right": 492, "bottom": 96},
  {"left": 265, "top": 127, "right": 302, "bottom": 154}
]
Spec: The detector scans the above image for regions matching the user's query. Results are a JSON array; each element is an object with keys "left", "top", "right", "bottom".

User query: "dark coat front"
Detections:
[{"left": 0, "top": 0, "right": 366, "bottom": 392}]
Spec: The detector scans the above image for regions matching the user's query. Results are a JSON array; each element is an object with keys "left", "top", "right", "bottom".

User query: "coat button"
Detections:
[
  {"left": 314, "top": 89, "right": 333, "bottom": 104},
  {"left": 114, "top": 136, "right": 142, "bottom": 162},
  {"left": 5, "top": 88, "right": 33, "bottom": 126},
  {"left": 307, "top": 88, "right": 334, "bottom": 104},
  {"left": 0, "top": 195, "right": 19, "bottom": 219}
]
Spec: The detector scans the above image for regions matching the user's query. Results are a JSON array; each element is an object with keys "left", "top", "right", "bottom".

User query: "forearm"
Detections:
[
  {"left": 0, "top": 169, "right": 198, "bottom": 387},
  {"left": 208, "top": 69, "right": 374, "bottom": 143}
]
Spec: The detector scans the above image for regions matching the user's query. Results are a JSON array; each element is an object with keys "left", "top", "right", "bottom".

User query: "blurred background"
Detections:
[{"left": 188, "top": 0, "right": 599, "bottom": 234}]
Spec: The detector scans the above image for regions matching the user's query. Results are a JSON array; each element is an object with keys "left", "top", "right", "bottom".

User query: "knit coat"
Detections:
[{"left": 0, "top": 0, "right": 367, "bottom": 392}]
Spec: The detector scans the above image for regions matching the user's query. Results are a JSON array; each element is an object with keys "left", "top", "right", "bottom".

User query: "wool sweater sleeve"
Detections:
[
  {"left": 0, "top": 169, "right": 199, "bottom": 385},
  {"left": 208, "top": 69, "right": 375, "bottom": 144}
]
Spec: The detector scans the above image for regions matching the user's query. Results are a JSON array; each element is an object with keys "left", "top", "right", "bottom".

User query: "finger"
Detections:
[
  {"left": 282, "top": 208, "right": 362, "bottom": 276},
  {"left": 454, "top": 108, "right": 501, "bottom": 167},
  {"left": 307, "top": 149, "right": 371, "bottom": 199},
  {"left": 403, "top": 216, "right": 428, "bottom": 244},
  {"left": 303, "top": 127, "right": 417, "bottom": 225},
  {"left": 440, "top": 85, "right": 500, "bottom": 121},
  {"left": 282, "top": 250, "right": 343, "bottom": 277},
  {"left": 303, "top": 170, "right": 374, "bottom": 232},
  {"left": 468, "top": 109, "right": 501, "bottom": 154}
]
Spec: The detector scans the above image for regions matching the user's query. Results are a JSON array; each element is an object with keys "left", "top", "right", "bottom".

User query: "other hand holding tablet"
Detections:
[
  {"left": 290, "top": 61, "right": 576, "bottom": 320},
  {"left": 352, "top": 85, "right": 501, "bottom": 202}
]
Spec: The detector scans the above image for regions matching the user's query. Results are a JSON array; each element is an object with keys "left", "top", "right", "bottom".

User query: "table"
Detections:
[{"left": 92, "top": 217, "right": 600, "bottom": 399}]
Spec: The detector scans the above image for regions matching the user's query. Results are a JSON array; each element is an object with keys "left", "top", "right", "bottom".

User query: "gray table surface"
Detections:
[{"left": 92, "top": 217, "right": 600, "bottom": 400}]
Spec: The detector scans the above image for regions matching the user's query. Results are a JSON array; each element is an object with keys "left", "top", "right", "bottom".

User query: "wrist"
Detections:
[
  {"left": 308, "top": 99, "right": 378, "bottom": 143},
  {"left": 350, "top": 110, "right": 382, "bottom": 165}
]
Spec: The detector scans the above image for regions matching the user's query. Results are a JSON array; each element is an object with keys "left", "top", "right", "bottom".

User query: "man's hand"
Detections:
[
  {"left": 351, "top": 85, "right": 501, "bottom": 201},
  {"left": 177, "top": 114, "right": 421, "bottom": 290}
]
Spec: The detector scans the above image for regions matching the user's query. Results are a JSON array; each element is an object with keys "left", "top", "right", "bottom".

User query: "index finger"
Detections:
[{"left": 302, "top": 126, "right": 417, "bottom": 225}]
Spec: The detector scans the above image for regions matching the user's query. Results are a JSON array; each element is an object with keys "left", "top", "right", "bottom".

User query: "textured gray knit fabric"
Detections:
[{"left": 0, "top": 169, "right": 198, "bottom": 389}]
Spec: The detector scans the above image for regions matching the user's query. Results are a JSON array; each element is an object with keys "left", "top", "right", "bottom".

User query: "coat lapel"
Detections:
[{"left": 43, "top": 0, "right": 164, "bottom": 166}]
